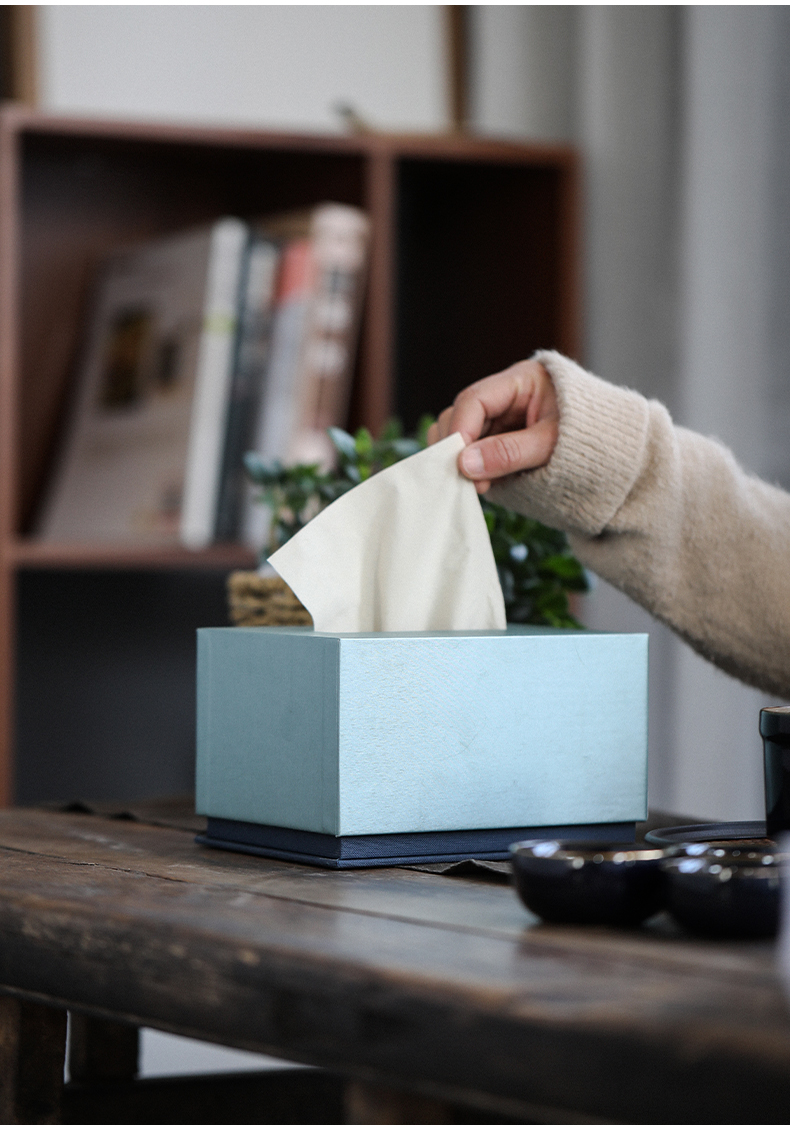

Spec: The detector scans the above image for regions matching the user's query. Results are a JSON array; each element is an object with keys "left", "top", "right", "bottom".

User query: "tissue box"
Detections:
[{"left": 196, "top": 626, "right": 648, "bottom": 868}]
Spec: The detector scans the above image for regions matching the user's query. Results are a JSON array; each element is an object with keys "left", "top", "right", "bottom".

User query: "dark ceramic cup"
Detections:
[
  {"left": 510, "top": 840, "right": 668, "bottom": 927},
  {"left": 662, "top": 845, "right": 785, "bottom": 939}
]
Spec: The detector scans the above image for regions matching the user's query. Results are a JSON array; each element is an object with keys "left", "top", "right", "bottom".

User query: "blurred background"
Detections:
[
  {"left": 17, "top": 2, "right": 786, "bottom": 826},
  {"left": 3, "top": 0, "right": 789, "bottom": 1073}
]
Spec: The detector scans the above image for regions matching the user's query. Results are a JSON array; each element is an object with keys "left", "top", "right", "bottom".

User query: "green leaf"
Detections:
[
  {"left": 354, "top": 426, "right": 374, "bottom": 457},
  {"left": 389, "top": 438, "right": 422, "bottom": 458},
  {"left": 243, "top": 452, "right": 283, "bottom": 483},
  {"left": 540, "top": 554, "right": 589, "bottom": 589},
  {"left": 379, "top": 417, "right": 404, "bottom": 442},
  {"left": 327, "top": 426, "right": 357, "bottom": 461},
  {"left": 414, "top": 414, "right": 435, "bottom": 447}
]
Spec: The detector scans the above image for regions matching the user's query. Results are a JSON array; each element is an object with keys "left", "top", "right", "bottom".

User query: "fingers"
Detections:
[
  {"left": 426, "top": 406, "right": 456, "bottom": 447},
  {"left": 449, "top": 366, "right": 534, "bottom": 444},
  {"left": 458, "top": 416, "right": 559, "bottom": 488},
  {"left": 427, "top": 360, "right": 558, "bottom": 490},
  {"left": 430, "top": 360, "right": 552, "bottom": 444}
]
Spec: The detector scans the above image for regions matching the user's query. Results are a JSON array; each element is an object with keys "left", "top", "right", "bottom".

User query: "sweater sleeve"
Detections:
[{"left": 486, "top": 350, "right": 790, "bottom": 700}]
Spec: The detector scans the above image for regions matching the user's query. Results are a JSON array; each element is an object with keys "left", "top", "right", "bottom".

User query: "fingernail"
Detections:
[{"left": 460, "top": 446, "right": 484, "bottom": 477}]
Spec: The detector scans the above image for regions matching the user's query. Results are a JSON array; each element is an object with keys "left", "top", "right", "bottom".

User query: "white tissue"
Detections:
[{"left": 268, "top": 433, "right": 506, "bottom": 633}]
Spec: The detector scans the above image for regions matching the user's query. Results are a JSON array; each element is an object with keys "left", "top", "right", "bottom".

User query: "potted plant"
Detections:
[{"left": 228, "top": 420, "right": 587, "bottom": 627}]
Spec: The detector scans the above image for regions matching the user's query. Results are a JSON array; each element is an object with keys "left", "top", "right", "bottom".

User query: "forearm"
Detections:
[{"left": 487, "top": 351, "right": 790, "bottom": 699}]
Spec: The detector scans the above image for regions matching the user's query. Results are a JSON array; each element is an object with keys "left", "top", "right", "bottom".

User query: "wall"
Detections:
[{"left": 39, "top": 5, "right": 446, "bottom": 132}]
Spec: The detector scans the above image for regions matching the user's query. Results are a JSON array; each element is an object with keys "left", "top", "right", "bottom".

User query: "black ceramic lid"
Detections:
[{"left": 760, "top": 706, "right": 790, "bottom": 738}]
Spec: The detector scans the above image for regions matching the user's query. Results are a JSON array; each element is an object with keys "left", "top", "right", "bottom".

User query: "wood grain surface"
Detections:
[{"left": 0, "top": 807, "right": 787, "bottom": 1121}]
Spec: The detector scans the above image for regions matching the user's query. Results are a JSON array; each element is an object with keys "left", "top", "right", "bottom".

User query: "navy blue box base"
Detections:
[{"left": 197, "top": 817, "right": 638, "bottom": 869}]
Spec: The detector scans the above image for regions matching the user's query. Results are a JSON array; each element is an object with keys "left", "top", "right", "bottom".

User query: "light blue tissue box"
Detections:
[{"left": 196, "top": 627, "right": 648, "bottom": 840}]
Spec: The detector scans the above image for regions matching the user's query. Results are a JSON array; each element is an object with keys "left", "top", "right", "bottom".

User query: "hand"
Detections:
[{"left": 427, "top": 360, "right": 559, "bottom": 494}]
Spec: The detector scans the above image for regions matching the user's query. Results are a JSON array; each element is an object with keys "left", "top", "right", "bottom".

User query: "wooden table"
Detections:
[{"left": 0, "top": 801, "right": 788, "bottom": 1123}]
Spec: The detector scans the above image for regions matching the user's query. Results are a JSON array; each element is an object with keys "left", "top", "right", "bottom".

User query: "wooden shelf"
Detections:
[
  {"left": 0, "top": 107, "right": 580, "bottom": 807},
  {"left": 6, "top": 540, "right": 257, "bottom": 571}
]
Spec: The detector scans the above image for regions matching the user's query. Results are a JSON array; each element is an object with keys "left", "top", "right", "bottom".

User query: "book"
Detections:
[
  {"left": 178, "top": 219, "right": 249, "bottom": 549},
  {"left": 37, "top": 218, "right": 248, "bottom": 547},
  {"left": 213, "top": 236, "right": 280, "bottom": 543},
  {"left": 241, "top": 203, "right": 370, "bottom": 548}
]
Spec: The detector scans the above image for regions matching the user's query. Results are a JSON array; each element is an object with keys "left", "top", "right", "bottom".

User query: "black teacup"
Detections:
[{"left": 510, "top": 840, "right": 668, "bottom": 927}]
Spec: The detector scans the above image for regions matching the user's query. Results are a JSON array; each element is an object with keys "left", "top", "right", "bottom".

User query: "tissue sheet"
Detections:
[{"left": 268, "top": 433, "right": 506, "bottom": 632}]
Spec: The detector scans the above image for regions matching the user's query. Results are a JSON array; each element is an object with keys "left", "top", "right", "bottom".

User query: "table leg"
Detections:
[
  {"left": 0, "top": 995, "right": 67, "bottom": 1123},
  {"left": 68, "top": 1014, "right": 139, "bottom": 1082}
]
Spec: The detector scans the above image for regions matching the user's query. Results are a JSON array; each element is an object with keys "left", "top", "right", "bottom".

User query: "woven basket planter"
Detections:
[{"left": 227, "top": 571, "right": 311, "bottom": 628}]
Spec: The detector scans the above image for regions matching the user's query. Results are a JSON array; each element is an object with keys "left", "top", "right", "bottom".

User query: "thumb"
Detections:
[{"left": 458, "top": 419, "right": 558, "bottom": 482}]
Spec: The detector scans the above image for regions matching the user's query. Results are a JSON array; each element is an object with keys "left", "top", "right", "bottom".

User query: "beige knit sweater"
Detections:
[{"left": 486, "top": 350, "right": 790, "bottom": 700}]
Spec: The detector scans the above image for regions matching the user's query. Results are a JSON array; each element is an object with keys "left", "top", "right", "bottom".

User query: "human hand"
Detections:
[{"left": 426, "top": 360, "right": 559, "bottom": 494}]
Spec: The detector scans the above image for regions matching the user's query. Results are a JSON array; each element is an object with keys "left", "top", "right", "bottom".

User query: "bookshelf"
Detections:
[{"left": 0, "top": 105, "right": 580, "bottom": 805}]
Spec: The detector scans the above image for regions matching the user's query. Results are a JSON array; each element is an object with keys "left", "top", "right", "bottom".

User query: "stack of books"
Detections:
[{"left": 36, "top": 204, "right": 370, "bottom": 551}]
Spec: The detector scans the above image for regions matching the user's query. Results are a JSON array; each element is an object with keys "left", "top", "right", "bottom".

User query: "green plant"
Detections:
[
  {"left": 244, "top": 420, "right": 588, "bottom": 627},
  {"left": 241, "top": 455, "right": 343, "bottom": 553},
  {"left": 482, "top": 503, "right": 587, "bottom": 627}
]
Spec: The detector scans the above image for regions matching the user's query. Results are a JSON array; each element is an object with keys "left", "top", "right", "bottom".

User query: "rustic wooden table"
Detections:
[{"left": 0, "top": 801, "right": 788, "bottom": 1123}]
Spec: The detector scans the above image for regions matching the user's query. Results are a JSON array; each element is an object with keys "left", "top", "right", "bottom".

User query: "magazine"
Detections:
[{"left": 37, "top": 218, "right": 248, "bottom": 547}]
